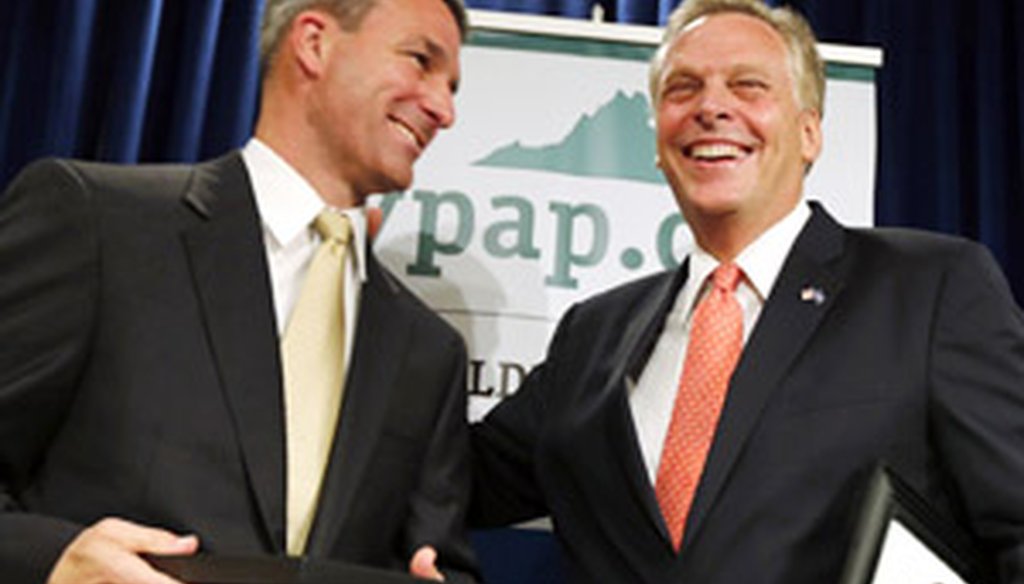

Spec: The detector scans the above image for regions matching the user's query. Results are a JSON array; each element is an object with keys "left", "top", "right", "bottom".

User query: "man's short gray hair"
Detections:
[
  {"left": 259, "top": 0, "right": 468, "bottom": 77},
  {"left": 648, "top": 0, "right": 825, "bottom": 116}
]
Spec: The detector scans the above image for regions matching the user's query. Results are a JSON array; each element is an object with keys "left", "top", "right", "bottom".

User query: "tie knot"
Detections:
[
  {"left": 313, "top": 211, "right": 351, "bottom": 245},
  {"left": 711, "top": 263, "right": 742, "bottom": 292}
]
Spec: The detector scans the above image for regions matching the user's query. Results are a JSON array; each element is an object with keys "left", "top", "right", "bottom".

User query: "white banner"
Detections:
[{"left": 370, "top": 13, "right": 881, "bottom": 420}]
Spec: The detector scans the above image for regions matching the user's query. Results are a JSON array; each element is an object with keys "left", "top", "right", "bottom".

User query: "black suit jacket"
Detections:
[
  {"left": 0, "top": 154, "right": 477, "bottom": 582},
  {"left": 472, "top": 203, "right": 1024, "bottom": 583}
]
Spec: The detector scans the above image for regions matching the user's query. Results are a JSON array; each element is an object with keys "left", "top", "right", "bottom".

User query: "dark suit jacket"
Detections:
[
  {"left": 471, "top": 203, "right": 1024, "bottom": 583},
  {"left": 0, "top": 154, "right": 477, "bottom": 583}
]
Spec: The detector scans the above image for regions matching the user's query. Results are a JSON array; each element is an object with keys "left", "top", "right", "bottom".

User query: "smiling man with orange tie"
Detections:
[{"left": 469, "top": 1, "right": 1024, "bottom": 582}]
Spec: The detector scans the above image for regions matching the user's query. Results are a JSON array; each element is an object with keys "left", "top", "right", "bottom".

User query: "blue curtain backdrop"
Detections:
[
  {"left": 0, "top": 0, "right": 262, "bottom": 176},
  {"left": 790, "top": 0, "right": 1024, "bottom": 306},
  {"left": 1, "top": 0, "right": 1020, "bottom": 300},
  {"left": 0, "top": 0, "right": 1021, "bottom": 581}
]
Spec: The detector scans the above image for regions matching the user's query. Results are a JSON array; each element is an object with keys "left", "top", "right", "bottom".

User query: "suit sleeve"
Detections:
[
  {"left": 468, "top": 306, "right": 582, "bottom": 528},
  {"left": 0, "top": 160, "right": 99, "bottom": 581},
  {"left": 929, "top": 242, "right": 1024, "bottom": 582},
  {"left": 403, "top": 333, "right": 480, "bottom": 582}
]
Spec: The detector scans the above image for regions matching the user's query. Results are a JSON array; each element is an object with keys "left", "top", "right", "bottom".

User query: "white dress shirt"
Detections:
[
  {"left": 629, "top": 202, "right": 812, "bottom": 484},
  {"left": 241, "top": 138, "right": 368, "bottom": 371}
]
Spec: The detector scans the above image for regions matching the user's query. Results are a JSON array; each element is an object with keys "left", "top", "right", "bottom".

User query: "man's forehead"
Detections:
[
  {"left": 675, "top": 11, "right": 785, "bottom": 48},
  {"left": 665, "top": 13, "right": 788, "bottom": 66}
]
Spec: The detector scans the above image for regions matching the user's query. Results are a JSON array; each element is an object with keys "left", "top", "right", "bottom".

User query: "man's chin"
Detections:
[{"left": 364, "top": 169, "right": 414, "bottom": 198}]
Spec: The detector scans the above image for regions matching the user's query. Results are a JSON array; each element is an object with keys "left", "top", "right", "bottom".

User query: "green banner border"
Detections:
[
  {"left": 468, "top": 30, "right": 874, "bottom": 82},
  {"left": 469, "top": 30, "right": 654, "bottom": 62}
]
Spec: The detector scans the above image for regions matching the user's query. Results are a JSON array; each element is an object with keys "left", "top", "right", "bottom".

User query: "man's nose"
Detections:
[
  {"left": 693, "top": 84, "right": 733, "bottom": 127},
  {"left": 424, "top": 81, "right": 456, "bottom": 129}
]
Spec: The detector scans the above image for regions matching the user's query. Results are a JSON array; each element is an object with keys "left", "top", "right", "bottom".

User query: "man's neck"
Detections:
[
  {"left": 689, "top": 201, "right": 803, "bottom": 262},
  {"left": 252, "top": 126, "right": 359, "bottom": 210}
]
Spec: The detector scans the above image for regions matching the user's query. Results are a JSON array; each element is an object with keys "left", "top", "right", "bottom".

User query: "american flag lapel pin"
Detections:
[{"left": 800, "top": 285, "right": 826, "bottom": 306}]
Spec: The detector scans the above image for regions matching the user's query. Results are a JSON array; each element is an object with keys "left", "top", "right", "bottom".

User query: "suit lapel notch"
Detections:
[{"left": 182, "top": 153, "right": 287, "bottom": 551}]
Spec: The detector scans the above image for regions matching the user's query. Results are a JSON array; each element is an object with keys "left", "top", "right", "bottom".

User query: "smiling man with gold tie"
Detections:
[{"left": 0, "top": 0, "right": 479, "bottom": 582}]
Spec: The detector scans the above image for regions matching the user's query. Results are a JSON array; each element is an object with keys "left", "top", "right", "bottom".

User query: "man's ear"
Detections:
[
  {"left": 799, "top": 108, "right": 823, "bottom": 166},
  {"left": 289, "top": 10, "right": 334, "bottom": 79},
  {"left": 366, "top": 206, "right": 383, "bottom": 241}
]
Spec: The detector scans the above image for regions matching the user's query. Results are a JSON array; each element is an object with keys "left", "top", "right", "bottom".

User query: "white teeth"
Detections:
[
  {"left": 394, "top": 122, "right": 422, "bottom": 149},
  {"left": 690, "top": 143, "right": 745, "bottom": 160}
]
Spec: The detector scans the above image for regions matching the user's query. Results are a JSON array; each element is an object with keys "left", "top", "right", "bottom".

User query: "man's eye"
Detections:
[
  {"left": 662, "top": 80, "right": 699, "bottom": 101},
  {"left": 410, "top": 52, "right": 429, "bottom": 69},
  {"left": 734, "top": 78, "right": 768, "bottom": 91}
]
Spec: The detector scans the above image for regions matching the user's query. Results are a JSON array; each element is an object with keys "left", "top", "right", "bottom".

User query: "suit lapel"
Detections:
[
  {"left": 304, "top": 253, "right": 413, "bottom": 556},
  {"left": 606, "top": 266, "right": 692, "bottom": 544},
  {"left": 181, "top": 152, "right": 286, "bottom": 551},
  {"left": 681, "top": 204, "right": 848, "bottom": 548},
  {"left": 549, "top": 264, "right": 693, "bottom": 549}
]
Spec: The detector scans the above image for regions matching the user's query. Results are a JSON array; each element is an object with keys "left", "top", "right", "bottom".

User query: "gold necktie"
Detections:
[{"left": 281, "top": 211, "right": 351, "bottom": 555}]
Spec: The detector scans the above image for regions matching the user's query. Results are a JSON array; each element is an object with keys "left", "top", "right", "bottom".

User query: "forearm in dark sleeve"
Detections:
[
  {"left": 929, "top": 242, "right": 1024, "bottom": 582},
  {"left": 0, "top": 159, "right": 98, "bottom": 581},
  {"left": 469, "top": 306, "right": 584, "bottom": 528},
  {"left": 404, "top": 336, "right": 479, "bottom": 581}
]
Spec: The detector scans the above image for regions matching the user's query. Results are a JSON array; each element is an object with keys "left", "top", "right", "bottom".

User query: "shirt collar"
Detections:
[
  {"left": 242, "top": 138, "right": 368, "bottom": 283},
  {"left": 734, "top": 200, "right": 811, "bottom": 301},
  {"left": 689, "top": 200, "right": 811, "bottom": 304}
]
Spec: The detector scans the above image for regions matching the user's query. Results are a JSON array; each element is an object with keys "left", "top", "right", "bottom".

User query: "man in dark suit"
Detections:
[
  {"left": 470, "top": 0, "right": 1024, "bottom": 582},
  {"left": 0, "top": 0, "right": 478, "bottom": 582}
]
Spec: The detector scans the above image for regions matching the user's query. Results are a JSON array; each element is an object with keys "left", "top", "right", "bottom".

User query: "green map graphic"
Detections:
[{"left": 473, "top": 90, "right": 664, "bottom": 184}]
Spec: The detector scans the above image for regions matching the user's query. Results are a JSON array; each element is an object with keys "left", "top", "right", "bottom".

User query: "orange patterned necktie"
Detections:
[{"left": 655, "top": 262, "right": 743, "bottom": 552}]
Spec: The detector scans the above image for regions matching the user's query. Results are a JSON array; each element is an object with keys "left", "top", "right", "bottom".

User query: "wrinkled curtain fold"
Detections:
[
  {"left": 791, "top": 0, "right": 1024, "bottom": 300},
  {"left": 0, "top": 0, "right": 260, "bottom": 182}
]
